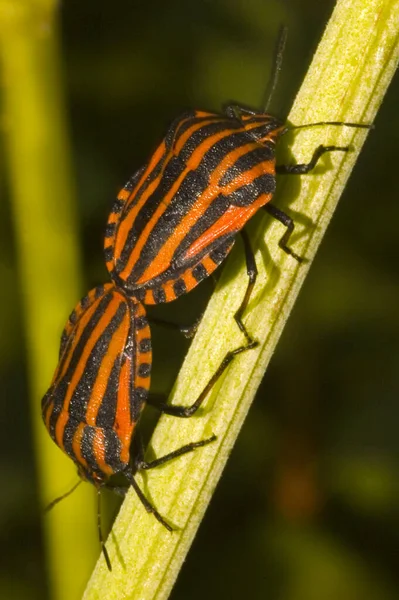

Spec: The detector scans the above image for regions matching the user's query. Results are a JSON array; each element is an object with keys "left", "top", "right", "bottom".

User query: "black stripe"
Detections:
[
  {"left": 104, "top": 429, "right": 124, "bottom": 472},
  {"left": 123, "top": 164, "right": 146, "bottom": 192},
  {"left": 95, "top": 355, "right": 123, "bottom": 428},
  {"left": 80, "top": 426, "right": 98, "bottom": 474},
  {"left": 218, "top": 145, "right": 275, "bottom": 187},
  {"left": 164, "top": 111, "right": 198, "bottom": 150},
  {"left": 94, "top": 284, "right": 105, "bottom": 299},
  {"left": 173, "top": 279, "right": 187, "bottom": 297},
  {"left": 111, "top": 199, "right": 125, "bottom": 214},
  {"left": 192, "top": 263, "right": 208, "bottom": 282},
  {"left": 117, "top": 121, "right": 239, "bottom": 272},
  {"left": 152, "top": 287, "right": 166, "bottom": 304},
  {"left": 209, "top": 239, "right": 234, "bottom": 265},
  {"left": 130, "top": 387, "right": 148, "bottom": 422},
  {"left": 139, "top": 338, "right": 151, "bottom": 353},
  {"left": 54, "top": 292, "right": 113, "bottom": 395},
  {"left": 41, "top": 389, "right": 53, "bottom": 416},
  {"left": 104, "top": 223, "right": 116, "bottom": 238},
  {"left": 62, "top": 416, "right": 80, "bottom": 460},
  {"left": 59, "top": 330, "right": 69, "bottom": 360},
  {"left": 104, "top": 246, "right": 113, "bottom": 262},
  {"left": 68, "top": 301, "right": 128, "bottom": 422},
  {"left": 119, "top": 146, "right": 172, "bottom": 230},
  {"left": 225, "top": 173, "right": 275, "bottom": 206},
  {"left": 135, "top": 315, "right": 148, "bottom": 330},
  {"left": 69, "top": 309, "right": 78, "bottom": 325},
  {"left": 138, "top": 363, "right": 151, "bottom": 378},
  {"left": 81, "top": 294, "right": 91, "bottom": 309},
  {"left": 173, "top": 113, "right": 227, "bottom": 147},
  {"left": 118, "top": 154, "right": 187, "bottom": 271},
  {"left": 122, "top": 130, "right": 257, "bottom": 285},
  {"left": 48, "top": 293, "right": 120, "bottom": 439},
  {"left": 50, "top": 293, "right": 115, "bottom": 438},
  {"left": 171, "top": 194, "right": 232, "bottom": 269}
]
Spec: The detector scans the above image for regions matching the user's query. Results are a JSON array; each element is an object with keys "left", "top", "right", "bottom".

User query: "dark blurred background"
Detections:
[{"left": 1, "top": 0, "right": 399, "bottom": 598}]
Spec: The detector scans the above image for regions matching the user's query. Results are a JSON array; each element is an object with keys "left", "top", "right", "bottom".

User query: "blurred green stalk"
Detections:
[
  {"left": 84, "top": 0, "right": 399, "bottom": 598},
  {"left": 0, "top": 2, "right": 97, "bottom": 599}
]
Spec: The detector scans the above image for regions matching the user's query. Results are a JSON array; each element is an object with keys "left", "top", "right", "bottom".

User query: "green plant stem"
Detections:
[
  {"left": 84, "top": 0, "right": 399, "bottom": 597},
  {"left": 0, "top": 2, "right": 97, "bottom": 599}
]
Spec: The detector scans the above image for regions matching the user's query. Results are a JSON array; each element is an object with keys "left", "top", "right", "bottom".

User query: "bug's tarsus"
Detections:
[
  {"left": 276, "top": 144, "right": 350, "bottom": 176},
  {"left": 264, "top": 204, "right": 303, "bottom": 262},
  {"left": 263, "top": 24, "right": 288, "bottom": 112},
  {"left": 97, "top": 489, "right": 112, "bottom": 571},
  {"left": 149, "top": 315, "right": 202, "bottom": 339}
]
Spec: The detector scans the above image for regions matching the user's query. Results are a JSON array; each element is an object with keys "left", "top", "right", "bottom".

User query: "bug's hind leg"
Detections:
[{"left": 232, "top": 230, "right": 259, "bottom": 346}]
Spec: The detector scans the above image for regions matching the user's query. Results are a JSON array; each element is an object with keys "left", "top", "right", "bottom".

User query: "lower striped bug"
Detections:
[{"left": 42, "top": 283, "right": 245, "bottom": 569}]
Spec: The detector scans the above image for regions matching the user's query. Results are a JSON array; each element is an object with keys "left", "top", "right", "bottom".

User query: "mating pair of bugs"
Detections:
[{"left": 42, "top": 29, "right": 371, "bottom": 570}]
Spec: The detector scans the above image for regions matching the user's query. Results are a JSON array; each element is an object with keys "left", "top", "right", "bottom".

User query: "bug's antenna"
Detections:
[
  {"left": 263, "top": 25, "right": 288, "bottom": 112},
  {"left": 44, "top": 480, "right": 82, "bottom": 512},
  {"left": 97, "top": 488, "right": 112, "bottom": 571},
  {"left": 286, "top": 120, "right": 374, "bottom": 132}
]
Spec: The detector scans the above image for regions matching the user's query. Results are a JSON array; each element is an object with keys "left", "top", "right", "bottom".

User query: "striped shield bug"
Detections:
[
  {"left": 42, "top": 283, "right": 216, "bottom": 569},
  {"left": 104, "top": 27, "right": 371, "bottom": 349}
]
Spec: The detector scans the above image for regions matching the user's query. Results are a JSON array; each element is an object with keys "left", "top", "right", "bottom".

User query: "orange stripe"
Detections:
[
  {"left": 173, "top": 114, "right": 219, "bottom": 154},
  {"left": 123, "top": 127, "right": 236, "bottom": 282},
  {"left": 113, "top": 139, "right": 167, "bottom": 262},
  {"left": 44, "top": 401, "right": 53, "bottom": 431},
  {"left": 182, "top": 161, "right": 274, "bottom": 262},
  {"left": 55, "top": 408, "right": 69, "bottom": 450},
  {"left": 85, "top": 307, "right": 129, "bottom": 426},
  {"left": 72, "top": 423, "right": 87, "bottom": 471},
  {"left": 135, "top": 376, "right": 151, "bottom": 389},
  {"left": 58, "top": 294, "right": 119, "bottom": 434},
  {"left": 114, "top": 356, "right": 134, "bottom": 465},
  {"left": 143, "top": 289, "right": 155, "bottom": 304},
  {"left": 92, "top": 429, "right": 114, "bottom": 477},
  {"left": 117, "top": 189, "right": 130, "bottom": 202},
  {"left": 135, "top": 142, "right": 256, "bottom": 283}
]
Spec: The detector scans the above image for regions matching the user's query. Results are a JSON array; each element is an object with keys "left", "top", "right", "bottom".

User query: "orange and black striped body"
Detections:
[
  {"left": 104, "top": 108, "right": 285, "bottom": 304},
  {"left": 41, "top": 284, "right": 151, "bottom": 485}
]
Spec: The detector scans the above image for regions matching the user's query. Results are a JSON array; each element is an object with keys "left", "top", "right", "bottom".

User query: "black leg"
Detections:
[
  {"left": 136, "top": 435, "right": 217, "bottom": 471},
  {"left": 264, "top": 203, "right": 303, "bottom": 262},
  {"left": 124, "top": 471, "right": 174, "bottom": 532},
  {"left": 97, "top": 489, "right": 112, "bottom": 571},
  {"left": 149, "top": 315, "right": 202, "bottom": 339},
  {"left": 157, "top": 340, "right": 257, "bottom": 418},
  {"left": 233, "top": 230, "right": 258, "bottom": 345},
  {"left": 276, "top": 144, "right": 349, "bottom": 175}
]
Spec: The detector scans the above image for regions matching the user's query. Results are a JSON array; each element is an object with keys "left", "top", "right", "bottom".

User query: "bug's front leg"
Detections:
[{"left": 276, "top": 144, "right": 349, "bottom": 175}]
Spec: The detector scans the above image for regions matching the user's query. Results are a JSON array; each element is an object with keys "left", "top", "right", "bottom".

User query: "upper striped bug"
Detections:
[{"left": 104, "top": 26, "right": 371, "bottom": 350}]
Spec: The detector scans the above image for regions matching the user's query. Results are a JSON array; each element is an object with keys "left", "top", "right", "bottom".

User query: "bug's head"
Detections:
[{"left": 240, "top": 111, "right": 286, "bottom": 144}]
